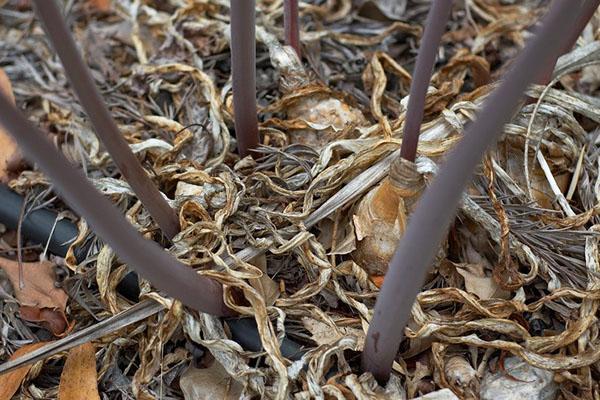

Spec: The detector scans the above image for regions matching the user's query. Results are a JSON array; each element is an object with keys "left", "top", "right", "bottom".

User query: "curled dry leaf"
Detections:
[
  {"left": 0, "top": 342, "right": 47, "bottom": 400},
  {"left": 284, "top": 89, "right": 366, "bottom": 147},
  {"left": 0, "top": 69, "right": 23, "bottom": 182},
  {"left": 249, "top": 254, "right": 279, "bottom": 306},
  {"left": 455, "top": 263, "right": 510, "bottom": 300},
  {"left": 0, "top": 257, "right": 69, "bottom": 335},
  {"left": 180, "top": 360, "right": 243, "bottom": 400},
  {"left": 302, "top": 316, "right": 365, "bottom": 350},
  {"left": 58, "top": 342, "right": 100, "bottom": 400},
  {"left": 444, "top": 355, "right": 479, "bottom": 399}
]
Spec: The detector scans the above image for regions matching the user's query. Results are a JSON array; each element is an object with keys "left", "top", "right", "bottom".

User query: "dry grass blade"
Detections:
[
  {"left": 0, "top": 300, "right": 163, "bottom": 376},
  {"left": 362, "top": 0, "right": 583, "bottom": 382},
  {"left": 0, "top": 92, "right": 230, "bottom": 316},
  {"left": 31, "top": 0, "right": 179, "bottom": 239}
]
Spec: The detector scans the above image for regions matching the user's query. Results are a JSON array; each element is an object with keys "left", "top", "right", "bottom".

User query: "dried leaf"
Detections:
[
  {"left": 19, "top": 305, "right": 69, "bottom": 336},
  {"left": 0, "top": 342, "right": 47, "bottom": 400},
  {"left": 0, "top": 257, "right": 69, "bottom": 335},
  {"left": 456, "top": 264, "right": 510, "bottom": 300},
  {"left": 0, "top": 257, "right": 67, "bottom": 309},
  {"left": 249, "top": 254, "right": 279, "bottom": 306},
  {"left": 302, "top": 317, "right": 365, "bottom": 350},
  {"left": 179, "top": 361, "right": 243, "bottom": 400},
  {"left": 58, "top": 342, "right": 100, "bottom": 400}
]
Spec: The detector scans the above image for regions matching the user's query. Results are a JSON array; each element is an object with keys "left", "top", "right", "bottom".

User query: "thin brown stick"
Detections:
[
  {"left": 31, "top": 0, "right": 179, "bottom": 239},
  {"left": 0, "top": 92, "right": 232, "bottom": 317},
  {"left": 362, "top": 0, "right": 582, "bottom": 383},
  {"left": 399, "top": 0, "right": 453, "bottom": 162},
  {"left": 230, "top": 0, "right": 260, "bottom": 158},
  {"left": 284, "top": 0, "right": 301, "bottom": 58}
]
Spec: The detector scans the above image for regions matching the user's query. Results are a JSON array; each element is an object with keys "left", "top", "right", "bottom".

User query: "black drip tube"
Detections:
[{"left": 0, "top": 184, "right": 306, "bottom": 360}]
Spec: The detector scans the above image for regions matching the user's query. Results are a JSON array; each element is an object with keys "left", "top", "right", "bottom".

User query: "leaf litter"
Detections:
[{"left": 0, "top": 0, "right": 599, "bottom": 398}]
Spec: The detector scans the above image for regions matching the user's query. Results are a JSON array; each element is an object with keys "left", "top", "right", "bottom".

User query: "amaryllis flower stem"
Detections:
[
  {"left": 231, "top": 0, "right": 260, "bottom": 158},
  {"left": 284, "top": 0, "right": 301, "bottom": 58},
  {"left": 399, "top": 1, "right": 453, "bottom": 162},
  {"left": 32, "top": 0, "right": 179, "bottom": 239},
  {"left": 0, "top": 92, "right": 232, "bottom": 317},
  {"left": 362, "top": 0, "right": 582, "bottom": 383}
]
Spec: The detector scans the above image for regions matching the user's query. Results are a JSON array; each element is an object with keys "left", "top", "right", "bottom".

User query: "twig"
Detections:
[
  {"left": 362, "top": 0, "right": 583, "bottom": 383},
  {"left": 31, "top": 0, "right": 179, "bottom": 239},
  {"left": 0, "top": 300, "right": 164, "bottom": 375},
  {"left": 230, "top": 0, "right": 259, "bottom": 157}
]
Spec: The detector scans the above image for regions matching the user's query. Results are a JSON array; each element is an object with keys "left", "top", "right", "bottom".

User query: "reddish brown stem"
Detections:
[
  {"left": 284, "top": 0, "right": 301, "bottom": 58},
  {"left": 535, "top": 0, "right": 599, "bottom": 85},
  {"left": 231, "top": 0, "right": 260, "bottom": 158},
  {"left": 32, "top": 0, "right": 179, "bottom": 239},
  {"left": 399, "top": 1, "right": 453, "bottom": 162},
  {"left": 362, "top": 0, "right": 582, "bottom": 383},
  {"left": 0, "top": 92, "right": 232, "bottom": 317}
]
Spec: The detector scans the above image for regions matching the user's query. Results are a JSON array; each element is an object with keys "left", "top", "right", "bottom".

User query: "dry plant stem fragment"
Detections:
[
  {"left": 399, "top": 0, "right": 453, "bottom": 162},
  {"left": 362, "top": 0, "right": 582, "bottom": 383},
  {"left": 31, "top": 0, "right": 179, "bottom": 239},
  {"left": 352, "top": 1, "right": 451, "bottom": 278},
  {"left": 284, "top": 0, "right": 301, "bottom": 58},
  {"left": 230, "top": 0, "right": 259, "bottom": 158},
  {"left": 0, "top": 93, "right": 231, "bottom": 317}
]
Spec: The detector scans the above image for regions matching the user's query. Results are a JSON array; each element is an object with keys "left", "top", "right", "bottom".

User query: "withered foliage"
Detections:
[{"left": 0, "top": 0, "right": 599, "bottom": 399}]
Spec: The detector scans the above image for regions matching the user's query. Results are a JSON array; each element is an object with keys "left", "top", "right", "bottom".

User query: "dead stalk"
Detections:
[{"left": 362, "top": 0, "right": 582, "bottom": 383}]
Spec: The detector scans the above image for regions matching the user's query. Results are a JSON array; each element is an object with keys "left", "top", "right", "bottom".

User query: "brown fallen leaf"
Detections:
[
  {"left": 58, "top": 343, "right": 100, "bottom": 400},
  {"left": 455, "top": 263, "right": 510, "bottom": 300},
  {"left": 0, "top": 69, "right": 23, "bottom": 182},
  {"left": 0, "top": 342, "right": 47, "bottom": 400},
  {"left": 0, "top": 257, "right": 68, "bottom": 309},
  {"left": 249, "top": 254, "right": 280, "bottom": 306},
  {"left": 0, "top": 257, "right": 70, "bottom": 335},
  {"left": 19, "top": 305, "right": 69, "bottom": 336},
  {"left": 179, "top": 361, "right": 243, "bottom": 400}
]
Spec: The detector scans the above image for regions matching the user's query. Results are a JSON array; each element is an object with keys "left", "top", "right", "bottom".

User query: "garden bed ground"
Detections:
[{"left": 1, "top": 0, "right": 600, "bottom": 399}]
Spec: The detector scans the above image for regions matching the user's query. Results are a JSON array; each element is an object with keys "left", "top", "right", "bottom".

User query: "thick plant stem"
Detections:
[
  {"left": 399, "top": 0, "right": 453, "bottom": 162},
  {"left": 0, "top": 92, "right": 232, "bottom": 317},
  {"left": 231, "top": 0, "right": 260, "bottom": 158},
  {"left": 362, "top": 0, "right": 582, "bottom": 384},
  {"left": 535, "top": 0, "right": 599, "bottom": 85},
  {"left": 284, "top": 0, "right": 301, "bottom": 58},
  {"left": 32, "top": 0, "right": 179, "bottom": 239}
]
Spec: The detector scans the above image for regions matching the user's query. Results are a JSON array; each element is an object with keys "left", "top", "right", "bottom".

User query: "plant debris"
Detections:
[{"left": 0, "top": 0, "right": 599, "bottom": 398}]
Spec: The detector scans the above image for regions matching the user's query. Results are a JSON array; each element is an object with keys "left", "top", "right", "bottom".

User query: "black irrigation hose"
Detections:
[
  {"left": 0, "top": 184, "right": 306, "bottom": 359},
  {"left": 0, "top": 184, "right": 83, "bottom": 258}
]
